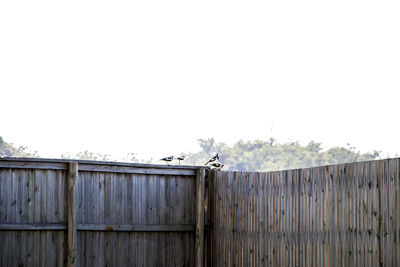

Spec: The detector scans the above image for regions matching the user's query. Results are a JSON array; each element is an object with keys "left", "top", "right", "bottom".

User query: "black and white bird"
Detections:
[
  {"left": 209, "top": 162, "right": 224, "bottom": 170},
  {"left": 176, "top": 155, "right": 185, "bottom": 165},
  {"left": 160, "top": 156, "right": 174, "bottom": 165},
  {"left": 205, "top": 153, "right": 219, "bottom": 165}
]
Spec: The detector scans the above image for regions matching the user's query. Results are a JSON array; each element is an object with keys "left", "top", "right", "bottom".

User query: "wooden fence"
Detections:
[
  {"left": 0, "top": 158, "right": 206, "bottom": 267},
  {"left": 209, "top": 158, "right": 400, "bottom": 266},
  {"left": 1, "top": 157, "right": 400, "bottom": 266}
]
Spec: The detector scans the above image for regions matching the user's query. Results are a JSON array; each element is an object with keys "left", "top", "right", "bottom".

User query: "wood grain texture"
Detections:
[
  {"left": 67, "top": 163, "right": 78, "bottom": 267},
  {"left": 211, "top": 159, "right": 400, "bottom": 267},
  {"left": 195, "top": 168, "right": 206, "bottom": 267},
  {"left": 2, "top": 157, "right": 400, "bottom": 266}
]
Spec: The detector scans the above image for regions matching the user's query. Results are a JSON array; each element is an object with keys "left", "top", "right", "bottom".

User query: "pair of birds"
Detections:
[
  {"left": 160, "top": 155, "right": 185, "bottom": 165},
  {"left": 205, "top": 153, "right": 224, "bottom": 170},
  {"left": 160, "top": 153, "right": 224, "bottom": 170}
]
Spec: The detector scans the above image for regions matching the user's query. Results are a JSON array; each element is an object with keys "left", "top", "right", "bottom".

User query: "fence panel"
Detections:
[
  {"left": 0, "top": 168, "right": 67, "bottom": 267},
  {"left": 0, "top": 158, "right": 200, "bottom": 267},
  {"left": 210, "top": 158, "right": 400, "bottom": 267}
]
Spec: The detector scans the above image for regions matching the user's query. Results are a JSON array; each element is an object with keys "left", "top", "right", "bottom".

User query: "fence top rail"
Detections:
[
  {"left": 0, "top": 157, "right": 204, "bottom": 175},
  {"left": 214, "top": 156, "right": 400, "bottom": 175}
]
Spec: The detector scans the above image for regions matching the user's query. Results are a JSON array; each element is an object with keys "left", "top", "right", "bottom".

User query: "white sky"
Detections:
[{"left": 1, "top": 0, "right": 399, "bottom": 161}]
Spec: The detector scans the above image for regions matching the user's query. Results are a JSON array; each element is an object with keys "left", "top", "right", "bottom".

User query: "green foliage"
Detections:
[
  {"left": 122, "top": 152, "right": 153, "bottom": 164},
  {"left": 61, "top": 151, "right": 153, "bottom": 163},
  {"left": 0, "top": 136, "right": 39, "bottom": 157},
  {"left": 61, "top": 150, "right": 114, "bottom": 161},
  {"left": 183, "top": 138, "right": 380, "bottom": 171}
]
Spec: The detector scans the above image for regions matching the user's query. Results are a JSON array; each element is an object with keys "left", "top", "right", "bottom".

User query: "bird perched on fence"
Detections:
[
  {"left": 160, "top": 156, "right": 174, "bottom": 165},
  {"left": 205, "top": 153, "right": 219, "bottom": 165},
  {"left": 176, "top": 155, "right": 185, "bottom": 165},
  {"left": 209, "top": 162, "right": 224, "bottom": 170}
]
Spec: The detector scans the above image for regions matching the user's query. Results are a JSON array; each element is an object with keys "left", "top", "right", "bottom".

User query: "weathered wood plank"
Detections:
[
  {"left": 195, "top": 168, "right": 205, "bottom": 267},
  {"left": 0, "top": 157, "right": 201, "bottom": 170},
  {"left": 67, "top": 162, "right": 78, "bottom": 267},
  {"left": 79, "top": 164, "right": 196, "bottom": 176},
  {"left": 0, "top": 223, "right": 66, "bottom": 230},
  {"left": 0, "top": 161, "right": 67, "bottom": 170}
]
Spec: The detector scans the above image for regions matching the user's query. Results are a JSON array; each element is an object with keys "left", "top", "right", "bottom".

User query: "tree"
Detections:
[
  {"left": 60, "top": 151, "right": 153, "bottom": 163},
  {"left": 0, "top": 136, "right": 38, "bottom": 157},
  {"left": 61, "top": 150, "right": 113, "bottom": 161},
  {"left": 182, "top": 138, "right": 380, "bottom": 171},
  {"left": 122, "top": 152, "right": 153, "bottom": 164}
]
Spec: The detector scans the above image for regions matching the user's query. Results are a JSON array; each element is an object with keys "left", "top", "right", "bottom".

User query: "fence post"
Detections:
[
  {"left": 67, "top": 162, "right": 78, "bottom": 267},
  {"left": 195, "top": 168, "right": 206, "bottom": 267}
]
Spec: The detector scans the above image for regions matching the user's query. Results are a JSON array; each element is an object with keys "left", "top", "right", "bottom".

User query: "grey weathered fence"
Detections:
[
  {"left": 209, "top": 158, "right": 400, "bottom": 266},
  {"left": 0, "top": 158, "right": 206, "bottom": 267},
  {"left": 1, "top": 157, "right": 400, "bottom": 266}
]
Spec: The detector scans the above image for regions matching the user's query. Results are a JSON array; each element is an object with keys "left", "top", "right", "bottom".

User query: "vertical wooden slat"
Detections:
[
  {"left": 250, "top": 171, "right": 253, "bottom": 267},
  {"left": 212, "top": 170, "right": 218, "bottom": 266},
  {"left": 0, "top": 170, "right": 7, "bottom": 265},
  {"left": 395, "top": 158, "right": 400, "bottom": 267},
  {"left": 228, "top": 171, "right": 232, "bottom": 267},
  {"left": 246, "top": 172, "right": 251, "bottom": 266},
  {"left": 396, "top": 158, "right": 400, "bottom": 267},
  {"left": 165, "top": 175, "right": 172, "bottom": 267},
  {"left": 341, "top": 165, "right": 347, "bottom": 267},
  {"left": 110, "top": 173, "right": 117, "bottom": 267},
  {"left": 360, "top": 161, "right": 366, "bottom": 267},
  {"left": 353, "top": 162, "right": 359, "bottom": 267},
  {"left": 270, "top": 171, "right": 276, "bottom": 267},
  {"left": 207, "top": 170, "right": 214, "bottom": 267},
  {"left": 20, "top": 170, "right": 28, "bottom": 267},
  {"left": 222, "top": 171, "right": 226, "bottom": 266},
  {"left": 290, "top": 170, "right": 295, "bottom": 267},
  {"left": 370, "top": 161, "right": 376, "bottom": 267},
  {"left": 84, "top": 171, "right": 90, "bottom": 266},
  {"left": 92, "top": 172, "right": 99, "bottom": 266},
  {"left": 221, "top": 171, "right": 227, "bottom": 266},
  {"left": 47, "top": 171, "right": 55, "bottom": 266},
  {"left": 145, "top": 174, "right": 153, "bottom": 267},
  {"left": 223, "top": 172, "right": 228, "bottom": 266},
  {"left": 391, "top": 159, "right": 396, "bottom": 265},
  {"left": 237, "top": 171, "right": 243, "bottom": 266},
  {"left": 256, "top": 172, "right": 260, "bottom": 267},
  {"left": 257, "top": 171, "right": 260, "bottom": 267},
  {"left": 314, "top": 167, "right": 319, "bottom": 267},
  {"left": 171, "top": 176, "right": 178, "bottom": 267},
  {"left": 67, "top": 162, "right": 77, "bottom": 267},
  {"left": 349, "top": 163, "right": 355, "bottom": 267},
  {"left": 278, "top": 171, "right": 283, "bottom": 267},
  {"left": 260, "top": 172, "right": 265, "bottom": 266},
  {"left": 127, "top": 175, "right": 135, "bottom": 266},
  {"left": 159, "top": 175, "right": 166, "bottom": 266},
  {"left": 230, "top": 172, "right": 235, "bottom": 267},
  {"left": 291, "top": 169, "right": 296, "bottom": 267},
  {"left": 321, "top": 167, "right": 330, "bottom": 266},
  {"left": 234, "top": 171, "right": 240, "bottom": 266},
  {"left": 185, "top": 176, "right": 192, "bottom": 266},
  {"left": 195, "top": 168, "right": 205, "bottom": 267}
]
